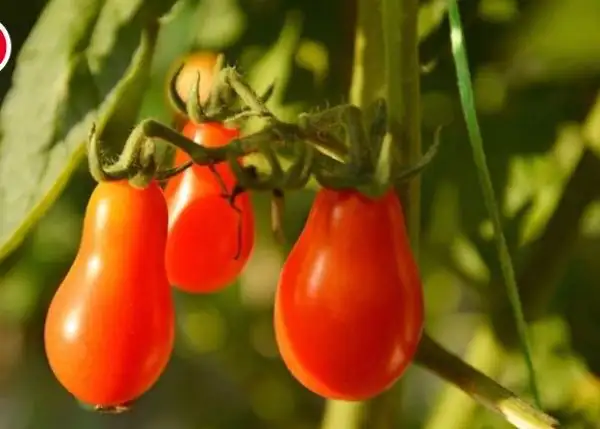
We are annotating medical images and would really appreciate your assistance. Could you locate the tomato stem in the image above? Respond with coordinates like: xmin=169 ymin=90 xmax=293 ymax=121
xmin=129 ymin=139 xmax=158 ymax=189
xmin=415 ymin=334 xmax=558 ymax=429
xmin=97 ymin=63 xmax=439 ymax=193
xmin=166 ymin=60 xmax=266 ymax=124
xmin=166 ymin=62 xmax=189 ymax=116
xmin=206 ymin=53 xmax=227 ymax=113
xmin=186 ymin=72 xmax=208 ymax=124
xmin=321 ymin=400 xmax=366 ymax=429
xmin=394 ymin=126 xmax=442 ymax=184
xmin=86 ymin=123 xmax=111 ymax=183
xmin=154 ymin=160 xmax=194 ymax=181
xmin=84 ymin=22 xmax=160 ymax=182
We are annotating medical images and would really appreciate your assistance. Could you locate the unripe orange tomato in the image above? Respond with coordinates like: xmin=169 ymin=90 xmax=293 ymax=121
xmin=44 ymin=180 xmax=175 ymax=408
xmin=274 ymin=189 xmax=424 ymax=400
xmin=168 ymin=51 xmax=219 ymax=111
xmin=164 ymin=121 xmax=255 ymax=292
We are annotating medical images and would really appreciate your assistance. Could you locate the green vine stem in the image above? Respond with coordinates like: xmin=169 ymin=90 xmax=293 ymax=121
xmin=349 ymin=0 xmax=385 ymax=109
xmin=323 ymin=0 xmax=423 ymax=427
xmin=416 ymin=334 xmax=558 ymax=429
xmin=422 ymin=326 xmax=506 ymax=429
xmin=447 ymin=0 xmax=541 ymax=406
xmin=321 ymin=0 xmax=393 ymax=425
xmin=321 ymin=400 xmax=366 ymax=429
xmin=382 ymin=0 xmax=422 ymax=247
xmin=372 ymin=0 xmax=423 ymax=426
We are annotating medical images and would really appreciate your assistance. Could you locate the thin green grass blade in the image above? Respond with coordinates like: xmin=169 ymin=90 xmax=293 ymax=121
xmin=447 ymin=0 xmax=542 ymax=408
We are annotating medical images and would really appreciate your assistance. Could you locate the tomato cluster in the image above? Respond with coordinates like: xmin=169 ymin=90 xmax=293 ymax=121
xmin=43 ymin=53 xmax=424 ymax=411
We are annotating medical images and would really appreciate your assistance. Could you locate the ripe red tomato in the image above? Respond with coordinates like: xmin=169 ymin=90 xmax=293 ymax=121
xmin=274 ymin=189 xmax=424 ymax=400
xmin=44 ymin=180 xmax=175 ymax=408
xmin=164 ymin=121 xmax=255 ymax=292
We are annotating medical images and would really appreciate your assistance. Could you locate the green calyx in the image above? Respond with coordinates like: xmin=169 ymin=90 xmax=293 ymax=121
xmin=166 ymin=55 xmax=276 ymax=126
xmin=86 ymin=121 xmax=194 ymax=188
xmin=88 ymin=60 xmax=441 ymax=203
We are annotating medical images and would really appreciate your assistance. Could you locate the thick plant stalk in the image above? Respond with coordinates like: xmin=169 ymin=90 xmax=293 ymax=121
xmin=360 ymin=0 xmax=424 ymax=426
xmin=321 ymin=400 xmax=366 ymax=429
xmin=381 ymin=0 xmax=422 ymax=247
xmin=349 ymin=0 xmax=385 ymax=108
xmin=321 ymin=0 xmax=398 ymax=422
xmin=376 ymin=0 xmax=423 ymax=426
xmin=320 ymin=0 xmax=388 ymax=427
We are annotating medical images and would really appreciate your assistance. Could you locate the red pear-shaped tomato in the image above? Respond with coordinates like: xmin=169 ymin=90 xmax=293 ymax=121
xmin=44 ymin=180 xmax=175 ymax=408
xmin=164 ymin=121 xmax=255 ymax=293
xmin=274 ymin=189 xmax=424 ymax=400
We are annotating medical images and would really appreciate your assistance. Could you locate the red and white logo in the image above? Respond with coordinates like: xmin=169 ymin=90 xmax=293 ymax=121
xmin=0 ymin=23 xmax=12 ymax=72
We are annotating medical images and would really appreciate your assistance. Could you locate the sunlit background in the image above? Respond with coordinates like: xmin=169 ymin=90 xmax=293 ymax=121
xmin=1 ymin=0 xmax=600 ymax=427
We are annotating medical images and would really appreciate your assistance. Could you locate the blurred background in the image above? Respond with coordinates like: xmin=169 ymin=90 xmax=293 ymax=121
xmin=1 ymin=0 xmax=600 ymax=427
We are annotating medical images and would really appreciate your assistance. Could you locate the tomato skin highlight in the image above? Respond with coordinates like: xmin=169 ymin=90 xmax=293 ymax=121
xmin=44 ymin=181 xmax=175 ymax=407
xmin=164 ymin=122 xmax=255 ymax=293
xmin=274 ymin=189 xmax=424 ymax=400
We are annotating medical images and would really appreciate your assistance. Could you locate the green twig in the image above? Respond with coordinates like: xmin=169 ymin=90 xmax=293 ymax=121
xmin=416 ymin=334 xmax=558 ymax=429
xmin=422 ymin=326 xmax=505 ymax=429
xmin=447 ymin=1 xmax=541 ymax=407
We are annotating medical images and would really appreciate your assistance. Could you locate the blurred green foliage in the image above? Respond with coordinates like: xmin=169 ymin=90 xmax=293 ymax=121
xmin=0 ymin=0 xmax=600 ymax=428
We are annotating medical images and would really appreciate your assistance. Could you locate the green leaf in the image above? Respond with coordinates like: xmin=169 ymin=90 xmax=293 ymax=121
xmin=447 ymin=0 xmax=542 ymax=408
xmin=192 ymin=0 xmax=246 ymax=48
xmin=0 ymin=0 xmax=178 ymax=262
xmin=245 ymin=10 xmax=304 ymax=122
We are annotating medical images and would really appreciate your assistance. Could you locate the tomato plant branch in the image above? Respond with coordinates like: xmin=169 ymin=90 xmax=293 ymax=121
xmin=415 ymin=334 xmax=558 ymax=429
xmin=422 ymin=326 xmax=506 ymax=429
xmin=89 ymin=89 xmax=443 ymax=196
